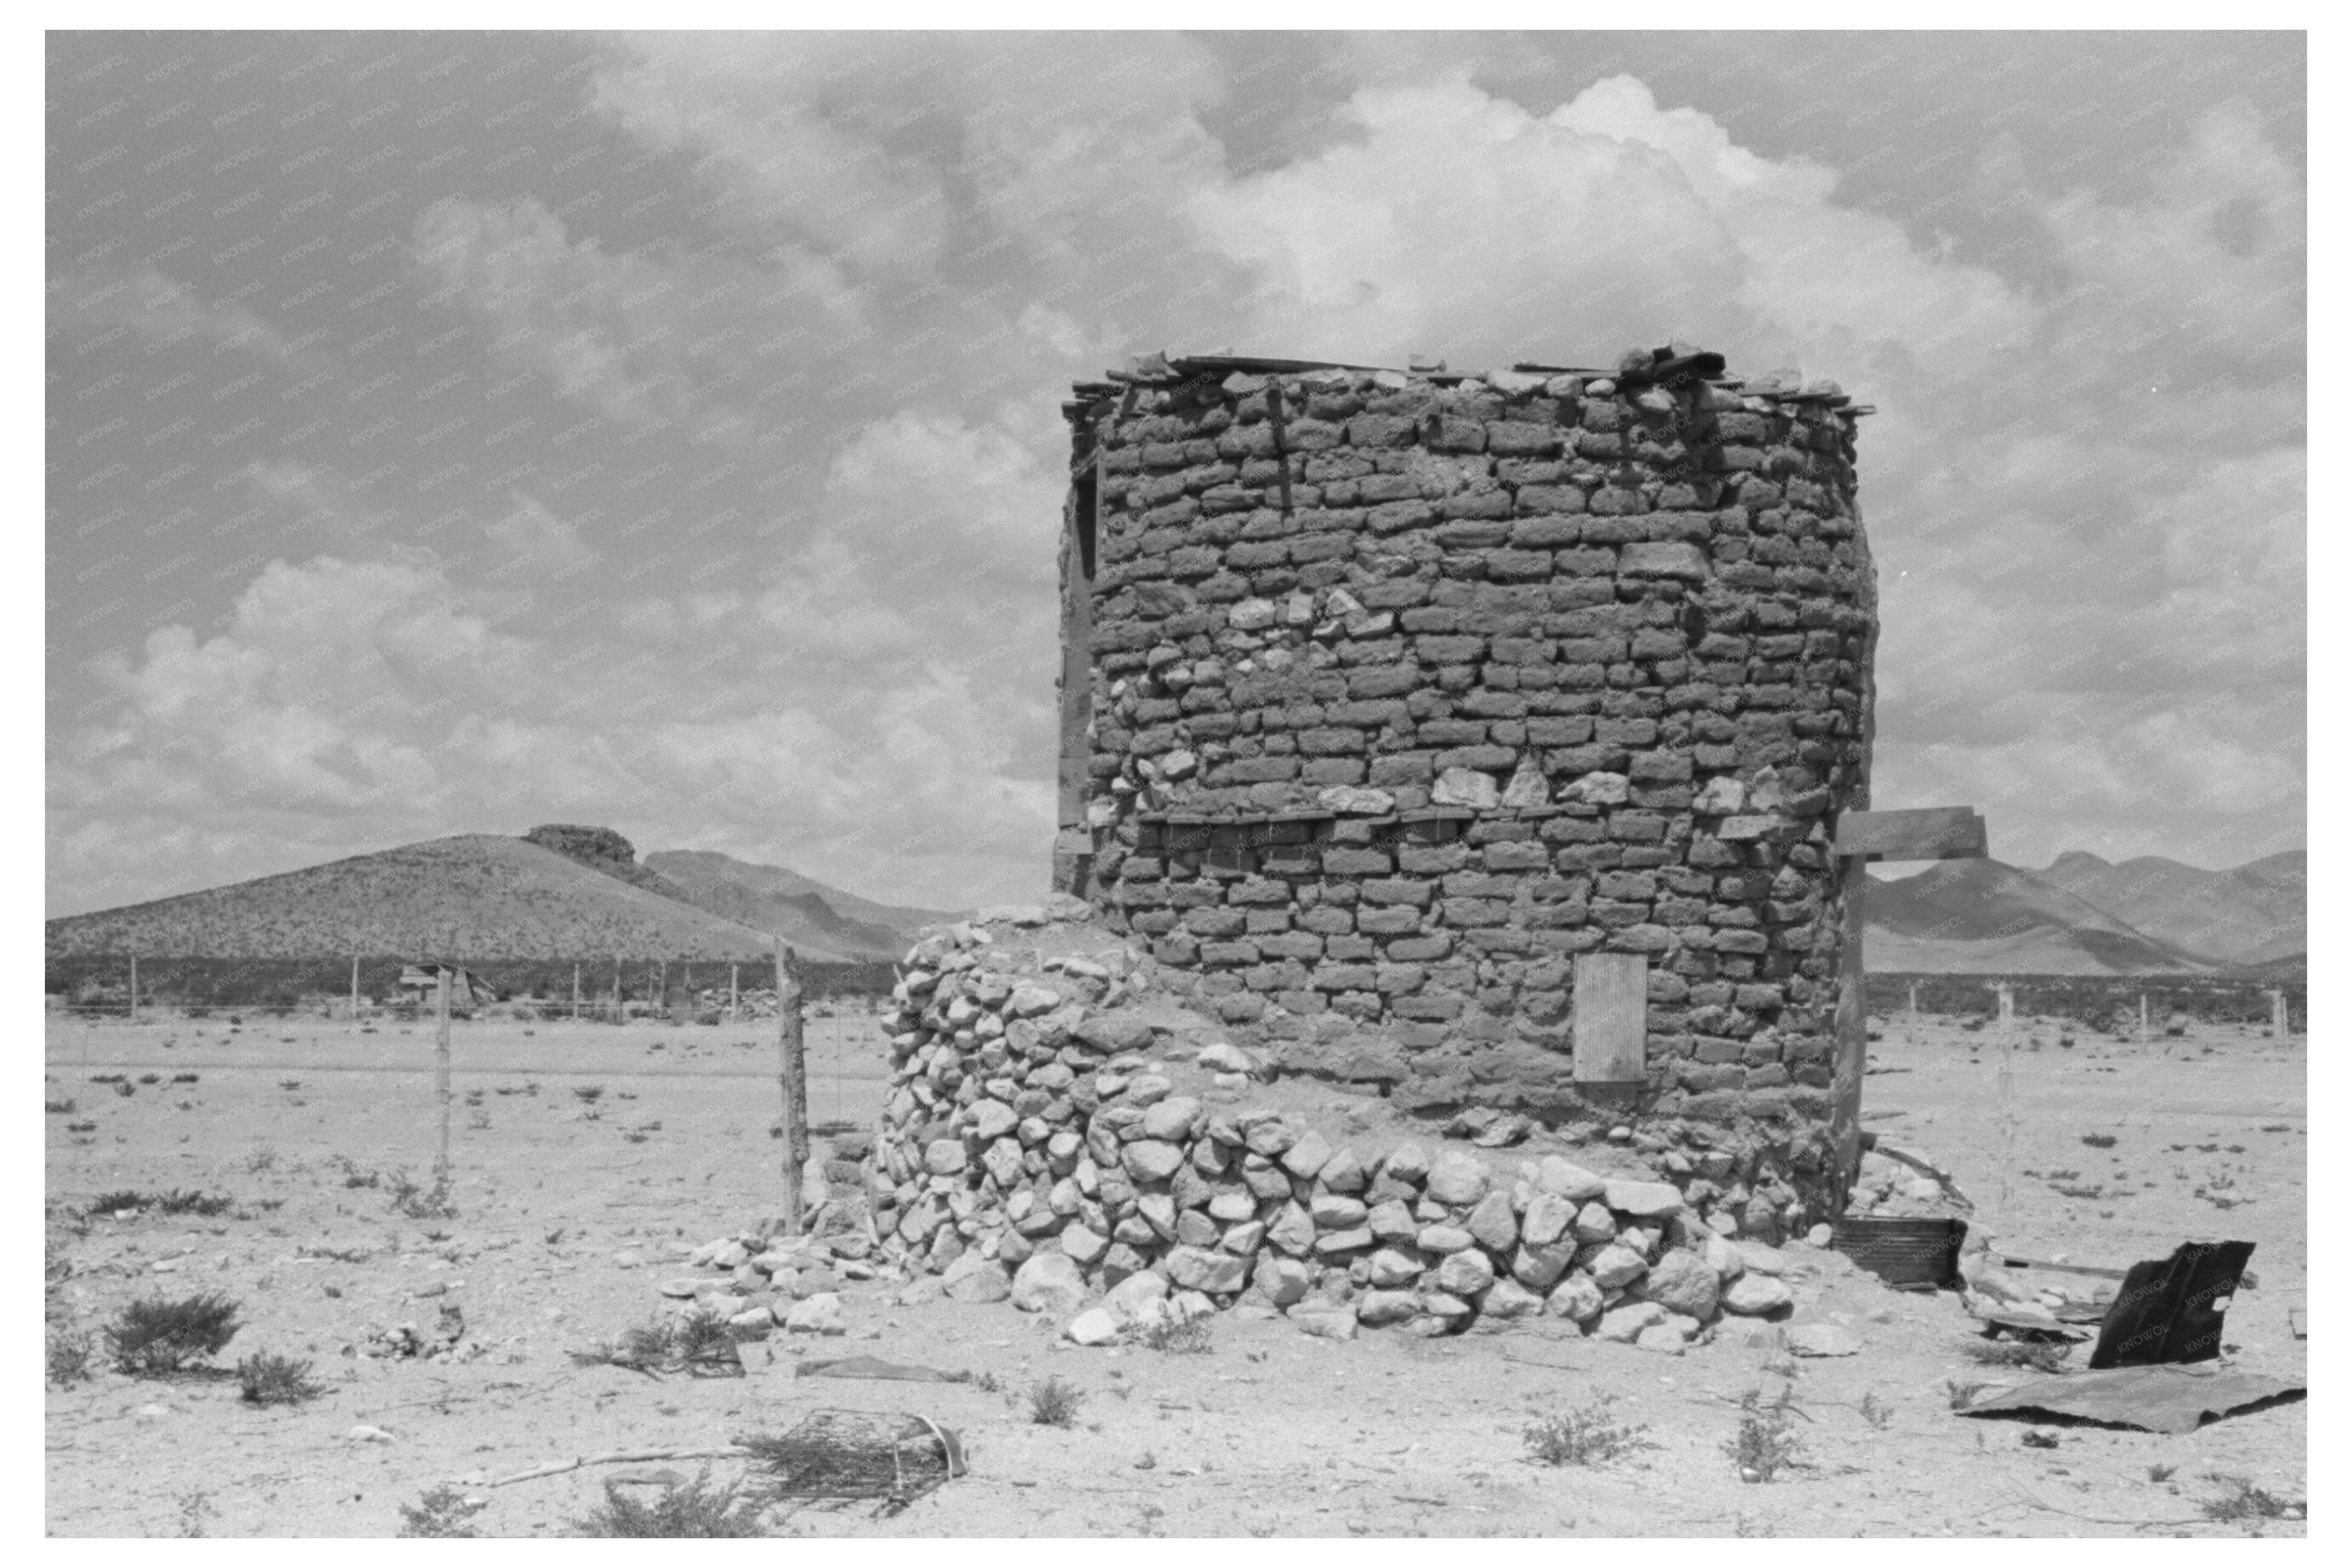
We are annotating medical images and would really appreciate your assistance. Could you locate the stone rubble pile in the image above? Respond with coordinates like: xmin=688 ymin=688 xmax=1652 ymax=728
xmin=853 ymin=919 xmax=1804 ymax=1345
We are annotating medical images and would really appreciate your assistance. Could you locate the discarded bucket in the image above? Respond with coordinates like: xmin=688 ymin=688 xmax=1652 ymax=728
xmin=1831 ymin=1216 xmax=1968 ymax=1289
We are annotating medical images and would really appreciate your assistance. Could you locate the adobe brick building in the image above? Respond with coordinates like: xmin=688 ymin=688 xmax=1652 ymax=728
xmin=1052 ymin=347 xmax=1877 ymax=1207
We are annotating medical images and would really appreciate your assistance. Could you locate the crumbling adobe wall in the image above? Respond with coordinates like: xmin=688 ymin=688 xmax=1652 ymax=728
xmin=1059 ymin=349 xmax=1874 ymax=1181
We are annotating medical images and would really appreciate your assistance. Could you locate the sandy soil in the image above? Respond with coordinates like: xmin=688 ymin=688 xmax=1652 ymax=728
xmin=44 ymin=1006 xmax=2305 ymax=1538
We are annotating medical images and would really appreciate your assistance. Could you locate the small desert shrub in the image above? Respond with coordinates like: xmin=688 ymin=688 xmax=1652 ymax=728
xmin=47 ymin=1328 xmax=94 ymax=1385
xmin=114 ymin=1081 xmax=135 ymax=1097
xmin=237 ymin=1352 xmax=326 ymax=1405
xmin=107 ymin=1292 xmax=242 ymax=1375
xmin=2080 ymin=1133 xmax=2118 ymax=1148
xmin=384 ymin=1168 xmax=455 ymax=1219
xmin=573 ymin=1085 xmax=605 ymax=1104
xmin=570 ymin=1474 xmax=766 ymax=1537
xmin=1028 ymin=1375 xmax=1083 ymax=1428
xmin=171 ymin=1072 xmax=199 ymax=1084
xmin=1857 ymin=1391 xmax=1895 ymax=1430
xmin=88 ymin=1190 xmax=149 ymax=1217
xmin=1963 ymin=1337 xmax=2073 ymax=1374
xmin=88 ymin=1074 xmax=124 ymax=1084
xmin=137 ymin=1073 xmax=160 ymax=1085
xmin=399 ymin=1485 xmax=489 ymax=1538
xmin=1725 ymin=1385 xmax=1804 ymax=1483
xmin=45 ymin=1097 xmax=76 ymax=1115
xmin=2200 ymin=1476 xmax=2303 ymax=1522
xmin=245 ymin=1145 xmax=278 ymax=1173
xmin=1131 ymin=1313 xmax=1213 ymax=1354
xmin=1524 ymin=1396 xmax=1656 ymax=1467
xmin=154 ymin=1189 xmax=234 ymax=1218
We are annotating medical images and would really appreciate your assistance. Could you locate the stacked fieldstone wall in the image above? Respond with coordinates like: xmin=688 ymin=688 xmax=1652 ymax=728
xmin=863 ymin=919 xmax=1800 ymax=1343
xmin=1063 ymin=349 xmax=1873 ymax=1144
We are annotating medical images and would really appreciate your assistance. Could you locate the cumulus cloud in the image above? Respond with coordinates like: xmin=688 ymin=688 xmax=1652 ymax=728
xmin=46 ymin=39 xmax=2303 ymax=914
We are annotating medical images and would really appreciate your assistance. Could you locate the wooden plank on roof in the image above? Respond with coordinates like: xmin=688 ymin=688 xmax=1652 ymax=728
xmin=1572 ymin=953 xmax=1648 ymax=1083
xmin=1835 ymin=807 xmax=1987 ymax=861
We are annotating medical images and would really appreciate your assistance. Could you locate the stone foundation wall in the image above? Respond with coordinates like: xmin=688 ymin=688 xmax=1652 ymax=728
xmin=1061 ymin=348 xmax=1873 ymax=1143
xmin=867 ymin=919 xmax=1804 ymax=1343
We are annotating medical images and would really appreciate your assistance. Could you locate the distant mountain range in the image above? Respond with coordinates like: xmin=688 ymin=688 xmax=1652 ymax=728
xmin=44 ymin=826 xmax=963 ymax=964
xmin=44 ymin=824 xmax=2299 ymax=979
xmin=1864 ymin=850 xmax=2305 ymax=976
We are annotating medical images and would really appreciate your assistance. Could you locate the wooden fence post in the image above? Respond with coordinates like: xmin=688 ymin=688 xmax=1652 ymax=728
xmin=730 ymin=963 xmax=740 ymax=1023
xmin=350 ymin=955 xmax=361 ymax=1024
xmin=128 ymin=955 xmax=138 ymax=1025
xmin=1994 ymin=981 xmax=2017 ymax=1211
xmin=775 ymin=939 xmax=808 ymax=1238
xmin=435 ymin=967 xmax=453 ymax=1185
xmin=572 ymin=963 xmax=581 ymax=1021
xmin=2269 ymin=987 xmax=2287 ymax=1040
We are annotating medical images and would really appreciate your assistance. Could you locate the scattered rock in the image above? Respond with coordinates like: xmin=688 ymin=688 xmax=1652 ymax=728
xmin=1721 ymin=1275 xmax=1795 ymax=1316
xmin=942 ymin=1253 xmax=1011 ymax=1304
xmin=785 ymin=1294 xmax=846 ymax=1335
xmin=1355 ymin=1289 xmax=1419 ymax=1327
xmin=1382 ymin=1142 xmax=1432 ymax=1183
xmin=1064 ymin=1307 xmax=1121 ymax=1346
xmin=1587 ymin=1243 xmax=1649 ymax=1290
xmin=1425 ymin=1150 xmax=1490 ymax=1205
xmin=1011 ymin=1252 xmax=1088 ymax=1317
xmin=1165 ymin=1246 xmax=1249 ymax=1295
xmin=1785 ymin=1323 xmax=1859 ymax=1357
xmin=1466 ymin=1191 xmax=1519 ymax=1251
xmin=1634 ymin=1251 xmax=1720 ymax=1320
xmin=1195 ymin=1043 xmax=1257 ymax=1076
xmin=1634 ymin=1321 xmax=1691 ymax=1355
xmin=1547 ymin=1273 xmax=1604 ymax=1324
xmin=346 ymin=1425 xmax=397 ymax=1444
xmin=1060 ymin=1224 xmax=1110 ymax=1266
xmin=1290 ymin=1307 xmax=1358 ymax=1341
xmin=1253 ymin=1254 xmax=1312 ymax=1307
xmin=1536 ymin=1157 xmax=1608 ymax=1203
xmin=1603 ymin=1178 xmax=1683 ymax=1219
xmin=1481 ymin=1278 xmax=1544 ymax=1320
xmin=1596 ymin=1301 xmax=1668 ymax=1343
xmin=1434 ymin=1249 xmax=1495 ymax=1296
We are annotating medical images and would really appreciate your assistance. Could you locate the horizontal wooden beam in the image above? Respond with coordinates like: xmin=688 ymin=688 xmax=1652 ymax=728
xmin=1836 ymin=806 xmax=1988 ymax=862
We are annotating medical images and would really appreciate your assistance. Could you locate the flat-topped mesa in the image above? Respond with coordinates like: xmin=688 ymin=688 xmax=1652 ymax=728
xmin=1049 ymin=346 xmax=1877 ymax=1208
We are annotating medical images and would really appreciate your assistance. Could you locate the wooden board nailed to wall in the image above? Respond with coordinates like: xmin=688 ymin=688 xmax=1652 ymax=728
xmin=1573 ymin=952 xmax=1648 ymax=1083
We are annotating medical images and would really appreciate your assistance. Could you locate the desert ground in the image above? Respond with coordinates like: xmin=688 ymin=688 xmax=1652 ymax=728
xmin=44 ymin=1000 xmax=2305 ymax=1538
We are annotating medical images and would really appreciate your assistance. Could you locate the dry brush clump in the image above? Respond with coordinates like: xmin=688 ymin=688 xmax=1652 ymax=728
xmin=236 ymin=1352 xmax=326 ymax=1405
xmin=1524 ymin=1396 xmax=1657 ymax=1467
xmin=1725 ymin=1385 xmax=1805 ymax=1483
xmin=1026 ymin=1375 xmax=1083 ymax=1428
xmin=568 ymin=1473 xmax=768 ymax=1538
xmin=398 ymin=1485 xmax=489 ymax=1538
xmin=106 ymin=1292 xmax=242 ymax=1376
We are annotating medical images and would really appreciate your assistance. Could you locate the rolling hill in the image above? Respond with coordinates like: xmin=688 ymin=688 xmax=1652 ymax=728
xmin=644 ymin=849 xmax=963 ymax=963
xmin=2036 ymin=849 xmax=2305 ymax=966
xmin=1861 ymin=857 xmax=2214 ymax=975
xmin=43 ymin=834 xmax=840 ymax=962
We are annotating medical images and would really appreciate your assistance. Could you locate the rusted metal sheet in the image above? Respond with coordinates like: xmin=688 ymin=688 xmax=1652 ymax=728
xmin=2089 ymin=1240 xmax=2255 ymax=1369
xmin=1572 ymin=952 xmax=1648 ymax=1083
xmin=1834 ymin=806 xmax=1988 ymax=861
xmin=1957 ymin=1365 xmax=2302 ymax=1434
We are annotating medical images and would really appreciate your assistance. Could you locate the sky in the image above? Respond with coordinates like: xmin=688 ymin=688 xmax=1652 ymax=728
xmin=44 ymin=30 xmax=2306 ymax=918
